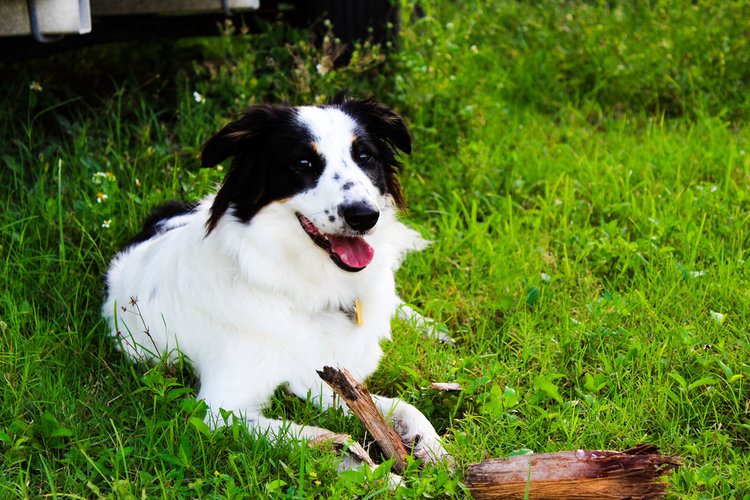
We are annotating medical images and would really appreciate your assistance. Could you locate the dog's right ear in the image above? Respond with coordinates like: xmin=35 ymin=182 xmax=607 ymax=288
xmin=200 ymin=105 xmax=284 ymax=169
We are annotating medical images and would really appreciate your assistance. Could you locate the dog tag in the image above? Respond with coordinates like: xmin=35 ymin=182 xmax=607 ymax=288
xmin=354 ymin=298 xmax=363 ymax=326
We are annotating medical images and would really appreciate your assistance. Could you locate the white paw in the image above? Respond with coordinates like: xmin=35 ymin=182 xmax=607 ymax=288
xmin=412 ymin=432 xmax=453 ymax=466
xmin=393 ymin=418 xmax=452 ymax=466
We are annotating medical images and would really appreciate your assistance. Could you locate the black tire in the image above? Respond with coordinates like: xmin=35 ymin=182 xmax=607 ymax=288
xmin=292 ymin=0 xmax=399 ymax=48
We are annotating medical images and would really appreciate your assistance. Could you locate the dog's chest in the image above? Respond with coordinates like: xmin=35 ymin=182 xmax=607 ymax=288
xmin=248 ymin=286 xmax=396 ymax=370
xmin=286 ymin=289 xmax=395 ymax=342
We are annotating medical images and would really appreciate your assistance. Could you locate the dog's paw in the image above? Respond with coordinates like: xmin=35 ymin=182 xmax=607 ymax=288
xmin=431 ymin=323 xmax=456 ymax=345
xmin=412 ymin=433 xmax=453 ymax=467
xmin=393 ymin=417 xmax=452 ymax=467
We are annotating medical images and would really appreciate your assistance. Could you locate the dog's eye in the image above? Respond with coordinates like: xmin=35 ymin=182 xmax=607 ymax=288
xmin=358 ymin=151 xmax=374 ymax=163
xmin=295 ymin=159 xmax=313 ymax=169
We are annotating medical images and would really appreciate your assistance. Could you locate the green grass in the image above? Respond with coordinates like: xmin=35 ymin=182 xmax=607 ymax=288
xmin=1 ymin=1 xmax=749 ymax=497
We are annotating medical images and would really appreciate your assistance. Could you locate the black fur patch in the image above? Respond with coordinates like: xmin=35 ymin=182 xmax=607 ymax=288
xmin=201 ymin=105 xmax=323 ymax=233
xmin=125 ymin=200 xmax=197 ymax=249
xmin=334 ymin=97 xmax=411 ymax=209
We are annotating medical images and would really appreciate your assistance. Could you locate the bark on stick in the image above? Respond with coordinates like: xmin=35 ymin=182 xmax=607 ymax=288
xmin=317 ymin=366 xmax=409 ymax=474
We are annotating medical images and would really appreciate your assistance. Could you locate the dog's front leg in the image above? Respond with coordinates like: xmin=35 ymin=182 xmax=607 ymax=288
xmin=396 ymin=301 xmax=455 ymax=344
xmin=198 ymin=378 xmax=335 ymax=444
xmin=205 ymin=406 xmax=334 ymax=443
xmin=248 ymin=413 xmax=335 ymax=443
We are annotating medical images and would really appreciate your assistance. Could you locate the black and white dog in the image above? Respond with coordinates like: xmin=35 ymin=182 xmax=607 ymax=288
xmin=102 ymin=96 xmax=449 ymax=463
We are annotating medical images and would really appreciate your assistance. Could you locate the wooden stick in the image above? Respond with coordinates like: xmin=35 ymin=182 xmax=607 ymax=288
xmin=309 ymin=432 xmax=376 ymax=468
xmin=466 ymin=444 xmax=679 ymax=499
xmin=317 ymin=366 xmax=410 ymax=474
xmin=429 ymin=382 xmax=463 ymax=391
xmin=309 ymin=432 xmax=405 ymax=489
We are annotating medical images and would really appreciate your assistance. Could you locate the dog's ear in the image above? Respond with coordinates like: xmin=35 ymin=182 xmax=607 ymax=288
xmin=341 ymin=98 xmax=411 ymax=210
xmin=201 ymin=106 xmax=280 ymax=169
xmin=340 ymin=98 xmax=412 ymax=155
xmin=328 ymin=89 xmax=350 ymax=106
xmin=202 ymin=105 xmax=294 ymax=233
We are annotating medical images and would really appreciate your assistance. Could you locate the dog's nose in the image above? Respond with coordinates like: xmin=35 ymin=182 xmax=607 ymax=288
xmin=341 ymin=202 xmax=380 ymax=232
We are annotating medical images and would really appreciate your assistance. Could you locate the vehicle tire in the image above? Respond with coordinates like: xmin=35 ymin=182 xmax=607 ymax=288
xmin=297 ymin=0 xmax=399 ymax=47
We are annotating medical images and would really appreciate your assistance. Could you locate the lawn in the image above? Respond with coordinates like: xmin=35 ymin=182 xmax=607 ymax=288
xmin=1 ymin=1 xmax=749 ymax=497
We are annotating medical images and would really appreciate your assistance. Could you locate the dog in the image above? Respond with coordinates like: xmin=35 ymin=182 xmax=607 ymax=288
xmin=102 ymin=95 xmax=449 ymax=464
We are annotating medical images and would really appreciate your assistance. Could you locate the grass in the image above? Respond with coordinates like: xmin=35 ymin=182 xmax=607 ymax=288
xmin=1 ymin=0 xmax=749 ymax=497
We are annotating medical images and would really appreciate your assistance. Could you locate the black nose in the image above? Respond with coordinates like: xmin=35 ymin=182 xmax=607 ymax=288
xmin=341 ymin=202 xmax=380 ymax=232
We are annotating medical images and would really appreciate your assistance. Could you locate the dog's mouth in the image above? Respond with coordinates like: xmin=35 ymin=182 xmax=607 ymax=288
xmin=296 ymin=213 xmax=374 ymax=272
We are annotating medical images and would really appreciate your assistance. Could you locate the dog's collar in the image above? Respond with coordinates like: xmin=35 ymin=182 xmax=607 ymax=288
xmin=339 ymin=298 xmax=364 ymax=326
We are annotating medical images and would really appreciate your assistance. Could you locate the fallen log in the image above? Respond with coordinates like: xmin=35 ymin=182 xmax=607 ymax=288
xmin=317 ymin=366 xmax=410 ymax=474
xmin=466 ymin=444 xmax=679 ymax=499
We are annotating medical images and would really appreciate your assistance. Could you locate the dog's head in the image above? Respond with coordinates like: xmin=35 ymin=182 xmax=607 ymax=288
xmin=200 ymin=96 xmax=411 ymax=272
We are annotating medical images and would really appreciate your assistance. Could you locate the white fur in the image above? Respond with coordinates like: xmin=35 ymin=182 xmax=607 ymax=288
xmin=102 ymin=105 xmax=449 ymax=464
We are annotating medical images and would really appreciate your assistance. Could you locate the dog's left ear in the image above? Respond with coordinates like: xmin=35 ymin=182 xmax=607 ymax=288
xmin=340 ymin=98 xmax=412 ymax=156
xmin=200 ymin=105 xmax=286 ymax=169
xmin=201 ymin=105 xmax=293 ymax=233
xmin=201 ymin=113 xmax=257 ymax=169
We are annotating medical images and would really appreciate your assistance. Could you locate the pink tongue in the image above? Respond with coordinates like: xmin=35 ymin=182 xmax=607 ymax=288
xmin=328 ymin=235 xmax=374 ymax=269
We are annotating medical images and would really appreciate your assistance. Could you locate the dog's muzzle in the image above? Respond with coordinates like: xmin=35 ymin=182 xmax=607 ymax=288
xmin=296 ymin=213 xmax=375 ymax=272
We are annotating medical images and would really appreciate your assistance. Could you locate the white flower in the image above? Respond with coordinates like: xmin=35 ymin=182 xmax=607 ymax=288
xmin=96 ymin=192 xmax=108 ymax=203
xmin=193 ymin=91 xmax=205 ymax=104
xmin=101 ymin=219 xmax=111 ymax=228
xmin=541 ymin=272 xmax=551 ymax=283
xmin=29 ymin=81 xmax=43 ymax=92
xmin=316 ymin=63 xmax=328 ymax=75
xmin=710 ymin=311 xmax=726 ymax=325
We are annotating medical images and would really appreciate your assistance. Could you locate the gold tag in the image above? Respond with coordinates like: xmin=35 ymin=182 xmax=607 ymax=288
xmin=354 ymin=298 xmax=363 ymax=326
